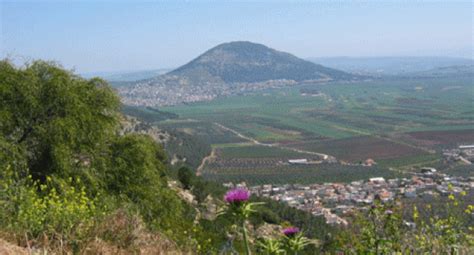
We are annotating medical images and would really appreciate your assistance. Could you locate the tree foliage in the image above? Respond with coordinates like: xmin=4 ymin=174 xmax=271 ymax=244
xmin=178 ymin=166 xmax=193 ymax=190
xmin=0 ymin=60 xmax=120 ymax=184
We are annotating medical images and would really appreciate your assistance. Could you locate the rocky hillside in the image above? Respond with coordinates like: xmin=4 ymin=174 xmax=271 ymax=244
xmin=119 ymin=42 xmax=358 ymax=106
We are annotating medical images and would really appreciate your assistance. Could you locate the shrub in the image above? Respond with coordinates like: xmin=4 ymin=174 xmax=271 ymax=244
xmin=0 ymin=166 xmax=104 ymax=253
xmin=333 ymin=195 xmax=474 ymax=254
xmin=409 ymin=189 xmax=474 ymax=253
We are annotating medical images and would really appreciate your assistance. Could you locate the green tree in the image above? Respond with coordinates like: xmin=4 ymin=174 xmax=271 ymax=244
xmin=0 ymin=60 xmax=119 ymax=186
xmin=104 ymin=133 xmax=184 ymax=229
xmin=178 ymin=166 xmax=193 ymax=190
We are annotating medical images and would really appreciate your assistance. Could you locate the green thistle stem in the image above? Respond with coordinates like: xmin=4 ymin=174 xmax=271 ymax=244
xmin=242 ymin=219 xmax=251 ymax=255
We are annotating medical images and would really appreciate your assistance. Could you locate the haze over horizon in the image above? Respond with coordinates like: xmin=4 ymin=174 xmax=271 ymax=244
xmin=1 ymin=1 xmax=472 ymax=73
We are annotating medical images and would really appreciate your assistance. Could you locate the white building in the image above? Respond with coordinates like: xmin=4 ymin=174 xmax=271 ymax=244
xmin=288 ymin=159 xmax=308 ymax=164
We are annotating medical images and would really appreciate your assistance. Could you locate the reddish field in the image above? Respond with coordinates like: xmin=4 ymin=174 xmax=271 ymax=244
xmin=404 ymin=129 xmax=474 ymax=147
xmin=286 ymin=136 xmax=427 ymax=163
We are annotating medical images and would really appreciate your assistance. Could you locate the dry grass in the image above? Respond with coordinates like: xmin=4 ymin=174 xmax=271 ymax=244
xmin=0 ymin=210 xmax=183 ymax=255
xmin=84 ymin=209 xmax=181 ymax=254
xmin=0 ymin=238 xmax=28 ymax=255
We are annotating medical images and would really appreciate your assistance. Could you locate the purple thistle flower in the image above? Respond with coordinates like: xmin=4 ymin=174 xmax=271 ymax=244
xmin=224 ymin=188 xmax=250 ymax=204
xmin=385 ymin=210 xmax=393 ymax=215
xmin=282 ymin=227 xmax=300 ymax=237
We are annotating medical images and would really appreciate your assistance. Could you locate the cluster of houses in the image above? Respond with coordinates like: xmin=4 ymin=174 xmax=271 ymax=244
xmin=225 ymin=169 xmax=474 ymax=226
xmin=443 ymin=145 xmax=474 ymax=165
xmin=119 ymin=78 xmax=222 ymax=106
xmin=120 ymin=75 xmax=299 ymax=106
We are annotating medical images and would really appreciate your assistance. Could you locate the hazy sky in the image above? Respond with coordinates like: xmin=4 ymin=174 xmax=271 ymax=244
xmin=1 ymin=0 xmax=472 ymax=73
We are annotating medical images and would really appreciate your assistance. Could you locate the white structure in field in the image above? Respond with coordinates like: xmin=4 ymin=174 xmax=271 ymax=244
xmin=288 ymin=159 xmax=308 ymax=164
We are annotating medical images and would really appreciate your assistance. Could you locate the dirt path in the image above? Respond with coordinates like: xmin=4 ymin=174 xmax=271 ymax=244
xmin=214 ymin=123 xmax=273 ymax=146
xmin=196 ymin=123 xmax=337 ymax=173
xmin=213 ymin=122 xmax=331 ymax=159
xmin=196 ymin=147 xmax=216 ymax=176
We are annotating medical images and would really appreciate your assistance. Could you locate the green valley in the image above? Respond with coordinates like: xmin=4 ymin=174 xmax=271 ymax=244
xmin=148 ymin=77 xmax=474 ymax=184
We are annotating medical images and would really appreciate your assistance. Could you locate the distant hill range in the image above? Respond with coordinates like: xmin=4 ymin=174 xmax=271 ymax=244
xmin=82 ymin=68 xmax=172 ymax=83
xmin=401 ymin=64 xmax=474 ymax=78
xmin=309 ymin=56 xmax=474 ymax=76
xmin=120 ymin=41 xmax=359 ymax=106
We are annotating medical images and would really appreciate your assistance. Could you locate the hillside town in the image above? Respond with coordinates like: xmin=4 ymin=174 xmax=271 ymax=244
xmin=224 ymin=169 xmax=474 ymax=226
xmin=119 ymin=75 xmax=301 ymax=106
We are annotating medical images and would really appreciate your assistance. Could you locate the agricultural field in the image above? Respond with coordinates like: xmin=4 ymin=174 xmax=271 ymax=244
xmin=201 ymin=163 xmax=401 ymax=185
xmin=154 ymin=77 xmax=474 ymax=184
xmin=215 ymin=145 xmax=312 ymax=159
xmin=158 ymin=119 xmax=246 ymax=144
xmin=398 ymin=129 xmax=474 ymax=149
xmin=201 ymin=144 xmax=402 ymax=185
xmin=285 ymin=136 xmax=431 ymax=163
xmin=162 ymin=77 xmax=473 ymax=141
